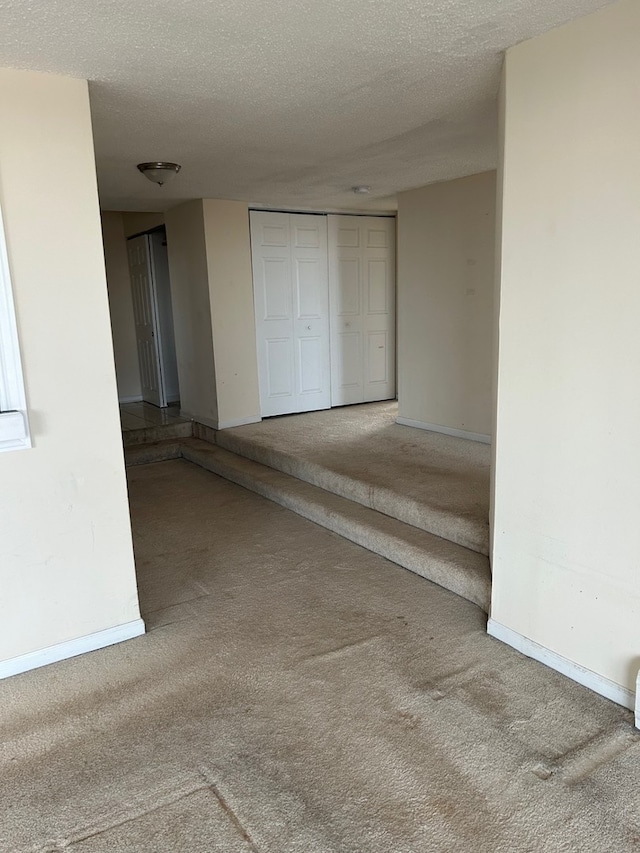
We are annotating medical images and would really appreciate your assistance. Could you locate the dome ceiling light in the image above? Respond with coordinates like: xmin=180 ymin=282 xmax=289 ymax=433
xmin=137 ymin=162 xmax=181 ymax=186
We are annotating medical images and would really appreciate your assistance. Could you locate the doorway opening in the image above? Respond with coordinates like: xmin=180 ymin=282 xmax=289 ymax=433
xmin=127 ymin=227 xmax=180 ymax=410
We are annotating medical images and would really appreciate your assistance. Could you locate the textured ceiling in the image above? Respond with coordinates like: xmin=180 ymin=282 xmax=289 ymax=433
xmin=0 ymin=0 xmax=615 ymax=212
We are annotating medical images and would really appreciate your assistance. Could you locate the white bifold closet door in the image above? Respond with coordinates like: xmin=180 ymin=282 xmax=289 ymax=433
xmin=251 ymin=211 xmax=331 ymax=417
xmin=328 ymin=215 xmax=396 ymax=405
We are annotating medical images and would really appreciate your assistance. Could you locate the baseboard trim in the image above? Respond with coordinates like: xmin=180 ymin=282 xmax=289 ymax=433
xmin=0 ymin=618 xmax=146 ymax=681
xmin=119 ymin=395 xmax=143 ymax=404
xmin=487 ymin=618 xmax=635 ymax=711
xmin=395 ymin=416 xmax=491 ymax=444
xmin=217 ymin=415 xmax=262 ymax=430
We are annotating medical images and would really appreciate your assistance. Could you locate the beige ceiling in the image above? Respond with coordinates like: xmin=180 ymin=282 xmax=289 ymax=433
xmin=0 ymin=0 xmax=614 ymax=212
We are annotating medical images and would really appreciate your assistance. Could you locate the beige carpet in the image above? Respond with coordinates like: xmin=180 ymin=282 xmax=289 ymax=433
xmin=213 ymin=402 xmax=491 ymax=555
xmin=177 ymin=438 xmax=492 ymax=611
xmin=1 ymin=459 xmax=639 ymax=852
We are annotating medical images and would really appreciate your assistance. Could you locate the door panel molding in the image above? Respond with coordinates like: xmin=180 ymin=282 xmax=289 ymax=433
xmin=251 ymin=211 xmax=331 ymax=417
xmin=329 ymin=215 xmax=396 ymax=405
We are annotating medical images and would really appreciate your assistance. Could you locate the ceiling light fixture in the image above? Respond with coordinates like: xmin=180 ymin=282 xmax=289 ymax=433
xmin=352 ymin=185 xmax=371 ymax=195
xmin=137 ymin=162 xmax=181 ymax=186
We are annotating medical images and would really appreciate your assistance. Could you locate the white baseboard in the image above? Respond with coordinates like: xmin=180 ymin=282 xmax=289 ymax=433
xmin=119 ymin=395 xmax=143 ymax=404
xmin=217 ymin=415 xmax=262 ymax=430
xmin=488 ymin=618 xmax=635 ymax=712
xmin=0 ymin=618 xmax=146 ymax=681
xmin=396 ymin=416 xmax=491 ymax=444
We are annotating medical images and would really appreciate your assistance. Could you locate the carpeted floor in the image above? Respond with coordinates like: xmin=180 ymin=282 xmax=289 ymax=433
xmin=213 ymin=402 xmax=491 ymax=555
xmin=1 ymin=459 xmax=639 ymax=852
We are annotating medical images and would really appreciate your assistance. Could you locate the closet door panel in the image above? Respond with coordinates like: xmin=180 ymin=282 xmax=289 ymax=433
xmin=329 ymin=215 xmax=395 ymax=406
xmin=362 ymin=221 xmax=395 ymax=402
xmin=290 ymin=214 xmax=331 ymax=412
xmin=252 ymin=211 xmax=331 ymax=416
xmin=251 ymin=211 xmax=297 ymax=416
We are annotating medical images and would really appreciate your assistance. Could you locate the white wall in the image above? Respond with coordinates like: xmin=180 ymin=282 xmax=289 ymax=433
xmin=165 ymin=200 xmax=218 ymax=427
xmin=101 ymin=211 xmax=142 ymax=401
xmin=164 ymin=198 xmax=260 ymax=430
xmin=491 ymin=0 xmax=640 ymax=697
xmin=0 ymin=68 xmax=141 ymax=666
xmin=121 ymin=211 xmax=165 ymax=239
xmin=202 ymin=199 xmax=260 ymax=428
xmin=397 ymin=172 xmax=496 ymax=439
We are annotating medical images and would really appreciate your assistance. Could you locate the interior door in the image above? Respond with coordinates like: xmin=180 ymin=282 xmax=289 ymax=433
xmin=127 ymin=234 xmax=165 ymax=407
xmin=251 ymin=211 xmax=331 ymax=417
xmin=328 ymin=215 xmax=396 ymax=406
xmin=148 ymin=231 xmax=180 ymax=404
xmin=291 ymin=214 xmax=331 ymax=413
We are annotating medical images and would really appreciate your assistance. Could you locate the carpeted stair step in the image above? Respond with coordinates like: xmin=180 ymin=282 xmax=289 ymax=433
xmin=125 ymin=439 xmax=184 ymax=466
xmin=129 ymin=437 xmax=490 ymax=611
xmin=208 ymin=426 xmax=489 ymax=556
xmin=123 ymin=421 xmax=193 ymax=448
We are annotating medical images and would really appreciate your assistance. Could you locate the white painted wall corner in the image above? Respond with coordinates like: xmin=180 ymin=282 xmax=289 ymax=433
xmin=181 ymin=410 xmax=215 ymax=430
xmin=217 ymin=414 xmax=262 ymax=430
xmin=0 ymin=619 xmax=145 ymax=681
xmin=488 ymin=618 xmax=635 ymax=713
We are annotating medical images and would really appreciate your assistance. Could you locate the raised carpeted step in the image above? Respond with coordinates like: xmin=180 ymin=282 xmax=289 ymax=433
xmin=123 ymin=421 xmax=193 ymax=448
xmin=125 ymin=440 xmax=183 ymax=466
xmin=209 ymin=419 xmax=489 ymax=556
xmin=130 ymin=437 xmax=490 ymax=612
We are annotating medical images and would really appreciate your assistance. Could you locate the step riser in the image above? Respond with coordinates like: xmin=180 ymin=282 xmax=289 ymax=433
xmin=125 ymin=442 xmax=183 ymax=466
xmin=179 ymin=442 xmax=491 ymax=612
xmin=124 ymin=422 xmax=193 ymax=448
xmin=213 ymin=432 xmax=488 ymax=556
xmin=125 ymin=438 xmax=491 ymax=613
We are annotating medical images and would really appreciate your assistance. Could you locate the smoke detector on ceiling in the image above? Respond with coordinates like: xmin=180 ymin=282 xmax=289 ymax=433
xmin=137 ymin=162 xmax=181 ymax=186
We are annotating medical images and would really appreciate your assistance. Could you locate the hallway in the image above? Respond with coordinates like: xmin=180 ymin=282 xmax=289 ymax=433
xmin=2 ymin=459 xmax=638 ymax=852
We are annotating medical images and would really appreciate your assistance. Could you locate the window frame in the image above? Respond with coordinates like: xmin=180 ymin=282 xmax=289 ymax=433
xmin=0 ymin=200 xmax=31 ymax=452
